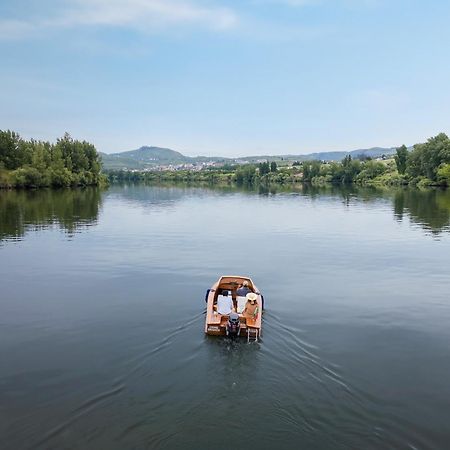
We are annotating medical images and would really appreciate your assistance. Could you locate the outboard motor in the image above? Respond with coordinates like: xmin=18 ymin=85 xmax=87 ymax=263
xmin=226 ymin=312 xmax=241 ymax=337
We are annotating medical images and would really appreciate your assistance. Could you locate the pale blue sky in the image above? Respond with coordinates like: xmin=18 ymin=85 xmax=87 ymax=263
xmin=1 ymin=0 xmax=449 ymax=156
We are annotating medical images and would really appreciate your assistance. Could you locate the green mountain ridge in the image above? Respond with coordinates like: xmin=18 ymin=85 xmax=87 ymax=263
xmin=116 ymin=146 xmax=185 ymax=162
xmin=100 ymin=145 xmax=397 ymax=170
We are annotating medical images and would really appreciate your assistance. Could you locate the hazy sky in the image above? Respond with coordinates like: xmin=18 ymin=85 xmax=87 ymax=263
xmin=1 ymin=0 xmax=449 ymax=156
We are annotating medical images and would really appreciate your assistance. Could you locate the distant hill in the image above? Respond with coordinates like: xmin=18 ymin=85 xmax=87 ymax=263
xmin=100 ymin=146 xmax=187 ymax=169
xmin=100 ymin=145 xmax=397 ymax=170
xmin=302 ymin=146 xmax=396 ymax=162
xmin=239 ymin=147 xmax=396 ymax=163
xmin=100 ymin=146 xmax=230 ymax=169
xmin=117 ymin=146 xmax=186 ymax=163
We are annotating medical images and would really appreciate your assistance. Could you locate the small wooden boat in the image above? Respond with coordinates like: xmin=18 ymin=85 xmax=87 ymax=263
xmin=204 ymin=275 xmax=264 ymax=342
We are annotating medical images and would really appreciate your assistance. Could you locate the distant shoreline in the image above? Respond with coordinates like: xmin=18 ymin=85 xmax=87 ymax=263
xmin=103 ymin=133 xmax=450 ymax=189
xmin=2 ymin=130 xmax=449 ymax=190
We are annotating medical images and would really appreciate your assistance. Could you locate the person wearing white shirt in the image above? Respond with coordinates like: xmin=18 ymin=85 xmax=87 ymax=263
xmin=216 ymin=290 xmax=234 ymax=315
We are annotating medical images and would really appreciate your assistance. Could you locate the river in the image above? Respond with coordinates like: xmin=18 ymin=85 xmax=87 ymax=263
xmin=1 ymin=184 xmax=450 ymax=449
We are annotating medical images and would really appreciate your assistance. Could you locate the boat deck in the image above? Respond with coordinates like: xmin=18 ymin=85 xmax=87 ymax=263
xmin=205 ymin=275 xmax=262 ymax=340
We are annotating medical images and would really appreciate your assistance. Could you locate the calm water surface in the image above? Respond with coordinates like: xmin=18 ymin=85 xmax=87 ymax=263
xmin=1 ymin=184 xmax=450 ymax=450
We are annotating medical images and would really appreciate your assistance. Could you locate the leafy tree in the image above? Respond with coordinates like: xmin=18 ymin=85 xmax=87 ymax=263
xmin=339 ymin=155 xmax=361 ymax=183
xmin=31 ymin=142 xmax=48 ymax=172
xmin=311 ymin=160 xmax=321 ymax=178
xmin=407 ymin=133 xmax=450 ymax=181
xmin=235 ymin=165 xmax=256 ymax=185
xmin=342 ymin=155 xmax=352 ymax=167
xmin=50 ymin=168 xmax=73 ymax=187
xmin=0 ymin=129 xmax=104 ymax=188
xmin=355 ymin=160 xmax=386 ymax=181
xmin=0 ymin=130 xmax=22 ymax=170
xmin=259 ymin=162 xmax=270 ymax=175
xmin=302 ymin=160 xmax=321 ymax=181
xmin=437 ymin=163 xmax=450 ymax=186
xmin=12 ymin=167 xmax=47 ymax=188
xmin=270 ymin=161 xmax=278 ymax=172
xmin=394 ymin=145 xmax=408 ymax=174
xmin=302 ymin=162 xmax=310 ymax=181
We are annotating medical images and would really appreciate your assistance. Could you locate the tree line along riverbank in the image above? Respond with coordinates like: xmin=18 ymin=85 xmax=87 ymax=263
xmin=107 ymin=133 xmax=450 ymax=188
xmin=2 ymin=130 xmax=449 ymax=189
xmin=0 ymin=130 xmax=107 ymax=189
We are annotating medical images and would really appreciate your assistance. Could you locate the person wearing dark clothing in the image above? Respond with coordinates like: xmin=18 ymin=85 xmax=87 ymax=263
xmin=236 ymin=280 xmax=252 ymax=297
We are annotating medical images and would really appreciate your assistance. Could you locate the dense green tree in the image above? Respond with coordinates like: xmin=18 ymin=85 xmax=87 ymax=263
xmin=0 ymin=130 xmax=22 ymax=170
xmin=437 ymin=163 xmax=450 ymax=186
xmin=270 ymin=161 xmax=278 ymax=172
xmin=302 ymin=160 xmax=321 ymax=181
xmin=340 ymin=155 xmax=361 ymax=183
xmin=12 ymin=167 xmax=47 ymax=188
xmin=355 ymin=160 xmax=386 ymax=182
xmin=235 ymin=164 xmax=256 ymax=185
xmin=407 ymin=133 xmax=450 ymax=181
xmin=0 ymin=129 xmax=104 ymax=189
xmin=342 ymin=155 xmax=352 ymax=167
xmin=259 ymin=162 xmax=270 ymax=175
xmin=302 ymin=162 xmax=310 ymax=181
xmin=394 ymin=145 xmax=408 ymax=174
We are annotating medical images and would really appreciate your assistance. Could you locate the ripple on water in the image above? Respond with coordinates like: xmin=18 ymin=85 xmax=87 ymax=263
xmin=2 ymin=185 xmax=450 ymax=450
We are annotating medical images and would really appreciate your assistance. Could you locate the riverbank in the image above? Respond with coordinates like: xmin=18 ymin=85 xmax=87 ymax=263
xmin=0 ymin=168 xmax=108 ymax=189
xmin=105 ymin=133 xmax=450 ymax=189
xmin=105 ymin=166 xmax=449 ymax=189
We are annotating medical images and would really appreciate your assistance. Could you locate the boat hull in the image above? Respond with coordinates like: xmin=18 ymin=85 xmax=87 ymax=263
xmin=204 ymin=275 xmax=262 ymax=341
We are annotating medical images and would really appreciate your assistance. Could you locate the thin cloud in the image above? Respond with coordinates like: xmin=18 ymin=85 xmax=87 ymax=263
xmin=0 ymin=19 xmax=37 ymax=40
xmin=249 ymin=0 xmax=318 ymax=6
xmin=0 ymin=0 xmax=239 ymax=40
xmin=252 ymin=0 xmax=380 ymax=7
xmin=272 ymin=0 xmax=318 ymax=5
xmin=69 ymin=0 xmax=238 ymax=30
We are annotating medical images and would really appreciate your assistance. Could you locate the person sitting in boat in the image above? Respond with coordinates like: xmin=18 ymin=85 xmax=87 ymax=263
xmin=216 ymin=290 xmax=234 ymax=315
xmin=243 ymin=292 xmax=258 ymax=320
xmin=236 ymin=280 xmax=252 ymax=297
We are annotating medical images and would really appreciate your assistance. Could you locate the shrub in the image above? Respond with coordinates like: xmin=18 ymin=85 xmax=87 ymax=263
xmin=50 ymin=168 xmax=73 ymax=187
xmin=416 ymin=177 xmax=434 ymax=189
xmin=437 ymin=163 xmax=450 ymax=186
xmin=12 ymin=167 xmax=48 ymax=188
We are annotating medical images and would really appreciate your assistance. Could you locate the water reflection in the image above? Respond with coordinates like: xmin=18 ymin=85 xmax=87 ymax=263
xmin=108 ymin=183 xmax=186 ymax=206
xmin=109 ymin=182 xmax=450 ymax=235
xmin=0 ymin=188 xmax=102 ymax=241
xmin=1 ymin=184 xmax=450 ymax=242
xmin=393 ymin=188 xmax=450 ymax=234
xmin=1 ymin=183 xmax=450 ymax=450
